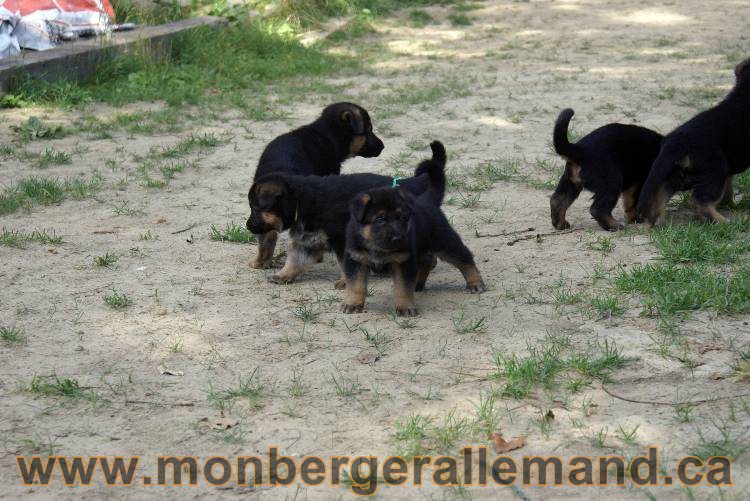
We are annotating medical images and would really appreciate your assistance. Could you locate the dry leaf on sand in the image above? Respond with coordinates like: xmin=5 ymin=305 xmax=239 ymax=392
xmin=492 ymin=433 xmax=526 ymax=454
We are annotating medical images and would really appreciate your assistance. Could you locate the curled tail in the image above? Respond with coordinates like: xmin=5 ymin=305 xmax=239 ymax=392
xmin=414 ymin=140 xmax=447 ymax=205
xmin=553 ymin=108 xmax=584 ymax=165
xmin=635 ymin=138 xmax=688 ymax=217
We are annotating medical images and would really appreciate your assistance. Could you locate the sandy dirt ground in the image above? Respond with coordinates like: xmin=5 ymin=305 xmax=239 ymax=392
xmin=2 ymin=0 xmax=750 ymax=498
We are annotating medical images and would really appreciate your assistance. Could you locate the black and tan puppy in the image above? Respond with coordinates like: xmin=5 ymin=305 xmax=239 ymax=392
xmin=550 ymin=109 xmax=663 ymax=231
xmin=246 ymin=142 xmax=446 ymax=287
xmin=248 ymin=102 xmax=384 ymax=269
xmin=342 ymin=142 xmax=485 ymax=317
xmin=637 ymin=58 xmax=750 ymax=226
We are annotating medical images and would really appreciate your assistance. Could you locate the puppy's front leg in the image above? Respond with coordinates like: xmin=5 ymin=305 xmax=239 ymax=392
xmin=341 ymin=255 xmax=369 ymax=313
xmin=392 ymin=260 xmax=418 ymax=317
xmin=251 ymin=231 xmax=278 ymax=269
xmin=334 ymin=251 xmax=347 ymax=290
xmin=270 ymin=241 xmax=310 ymax=284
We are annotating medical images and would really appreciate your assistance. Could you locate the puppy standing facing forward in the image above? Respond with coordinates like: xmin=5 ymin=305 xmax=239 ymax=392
xmin=246 ymin=142 xmax=447 ymax=287
xmin=342 ymin=142 xmax=485 ymax=317
xmin=248 ymin=102 xmax=384 ymax=269
xmin=550 ymin=109 xmax=663 ymax=231
xmin=637 ymin=58 xmax=750 ymax=226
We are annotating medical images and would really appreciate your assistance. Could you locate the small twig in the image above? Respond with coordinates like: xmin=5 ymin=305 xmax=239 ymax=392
xmin=601 ymin=384 xmax=750 ymax=406
xmin=171 ymin=223 xmax=197 ymax=235
xmin=125 ymin=399 xmax=194 ymax=407
xmin=507 ymin=228 xmax=583 ymax=246
xmin=475 ymin=227 xmax=535 ymax=239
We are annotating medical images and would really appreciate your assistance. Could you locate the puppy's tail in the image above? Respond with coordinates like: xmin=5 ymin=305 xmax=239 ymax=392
xmin=553 ymin=108 xmax=584 ymax=165
xmin=635 ymin=137 xmax=686 ymax=217
xmin=414 ymin=140 xmax=447 ymax=205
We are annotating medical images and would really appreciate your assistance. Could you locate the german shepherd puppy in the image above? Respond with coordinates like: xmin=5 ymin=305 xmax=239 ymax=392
xmin=637 ymin=58 xmax=750 ymax=226
xmin=248 ymin=102 xmax=384 ymax=269
xmin=246 ymin=142 xmax=446 ymax=287
xmin=550 ymin=109 xmax=663 ymax=231
xmin=342 ymin=142 xmax=485 ymax=317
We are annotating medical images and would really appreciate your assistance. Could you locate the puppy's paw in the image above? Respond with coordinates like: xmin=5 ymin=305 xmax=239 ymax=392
xmin=341 ymin=303 xmax=364 ymax=314
xmin=466 ymin=281 xmax=486 ymax=293
xmin=395 ymin=305 xmax=418 ymax=317
xmin=269 ymin=274 xmax=295 ymax=284
xmin=607 ymin=223 xmax=625 ymax=232
xmin=415 ymin=282 xmax=426 ymax=292
xmin=554 ymin=221 xmax=571 ymax=231
xmin=334 ymin=278 xmax=347 ymax=290
xmin=250 ymin=259 xmax=272 ymax=269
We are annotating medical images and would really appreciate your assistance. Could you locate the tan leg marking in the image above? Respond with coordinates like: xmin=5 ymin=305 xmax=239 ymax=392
xmin=334 ymin=256 xmax=347 ymax=290
xmin=719 ymin=177 xmax=735 ymax=209
xmin=645 ymin=185 xmax=670 ymax=228
xmin=457 ymin=262 xmax=486 ymax=293
xmin=251 ymin=231 xmax=278 ymax=269
xmin=621 ymin=185 xmax=639 ymax=223
xmin=415 ymin=255 xmax=437 ymax=291
xmin=689 ymin=199 xmax=729 ymax=223
xmin=392 ymin=263 xmax=417 ymax=317
xmin=342 ymin=265 xmax=368 ymax=313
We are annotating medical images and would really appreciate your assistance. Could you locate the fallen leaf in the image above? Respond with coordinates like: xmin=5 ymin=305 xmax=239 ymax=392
xmin=155 ymin=218 xmax=167 ymax=224
xmin=158 ymin=365 xmax=184 ymax=376
xmin=544 ymin=410 xmax=555 ymax=422
xmin=492 ymin=433 xmax=526 ymax=454
xmin=200 ymin=417 xmax=239 ymax=430
xmin=47 ymin=248 xmax=58 ymax=254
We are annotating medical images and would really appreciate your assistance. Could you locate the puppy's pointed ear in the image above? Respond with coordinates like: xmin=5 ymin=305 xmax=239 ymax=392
xmin=250 ymin=180 xmax=286 ymax=210
xmin=351 ymin=193 xmax=371 ymax=223
xmin=341 ymin=108 xmax=365 ymax=135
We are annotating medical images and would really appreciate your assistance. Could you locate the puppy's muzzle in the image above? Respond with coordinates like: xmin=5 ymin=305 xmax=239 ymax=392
xmin=360 ymin=134 xmax=385 ymax=158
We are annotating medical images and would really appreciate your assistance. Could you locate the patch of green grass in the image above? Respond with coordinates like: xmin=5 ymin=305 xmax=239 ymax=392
xmin=691 ymin=419 xmax=748 ymax=461
xmin=448 ymin=13 xmax=472 ymax=26
xmin=209 ymin=222 xmax=256 ymax=243
xmin=1 ymin=325 xmax=26 ymax=344
xmin=451 ymin=311 xmax=487 ymax=334
xmin=34 ymin=148 xmax=72 ymax=168
xmin=103 ymin=290 xmax=133 ymax=309
xmin=23 ymin=374 xmax=103 ymax=406
xmin=0 ymin=228 xmax=62 ymax=247
xmin=6 ymin=20 xmax=351 ymax=108
xmin=616 ymin=264 xmax=750 ymax=316
xmin=586 ymin=293 xmax=626 ymax=319
xmin=492 ymin=336 xmax=629 ymax=399
xmin=650 ymin=220 xmax=750 ymax=265
xmin=408 ymin=9 xmax=434 ymax=27
xmin=94 ymin=252 xmax=119 ymax=267
xmin=208 ymin=368 xmax=270 ymax=411
xmin=153 ymin=133 xmax=227 ymax=159
xmin=10 ymin=117 xmax=68 ymax=140
xmin=326 ymin=12 xmax=376 ymax=42
xmin=0 ymin=174 xmax=102 ymax=216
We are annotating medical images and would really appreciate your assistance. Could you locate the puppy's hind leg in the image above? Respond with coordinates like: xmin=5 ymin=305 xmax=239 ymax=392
xmin=415 ymin=253 xmax=437 ymax=292
xmin=719 ymin=176 xmax=736 ymax=209
xmin=251 ymin=231 xmax=278 ymax=269
xmin=550 ymin=162 xmax=583 ymax=230
xmin=434 ymin=224 xmax=486 ymax=293
xmin=590 ymin=189 xmax=623 ymax=231
xmin=688 ymin=152 xmax=730 ymax=223
xmin=690 ymin=178 xmax=729 ymax=223
xmin=621 ymin=184 xmax=641 ymax=224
